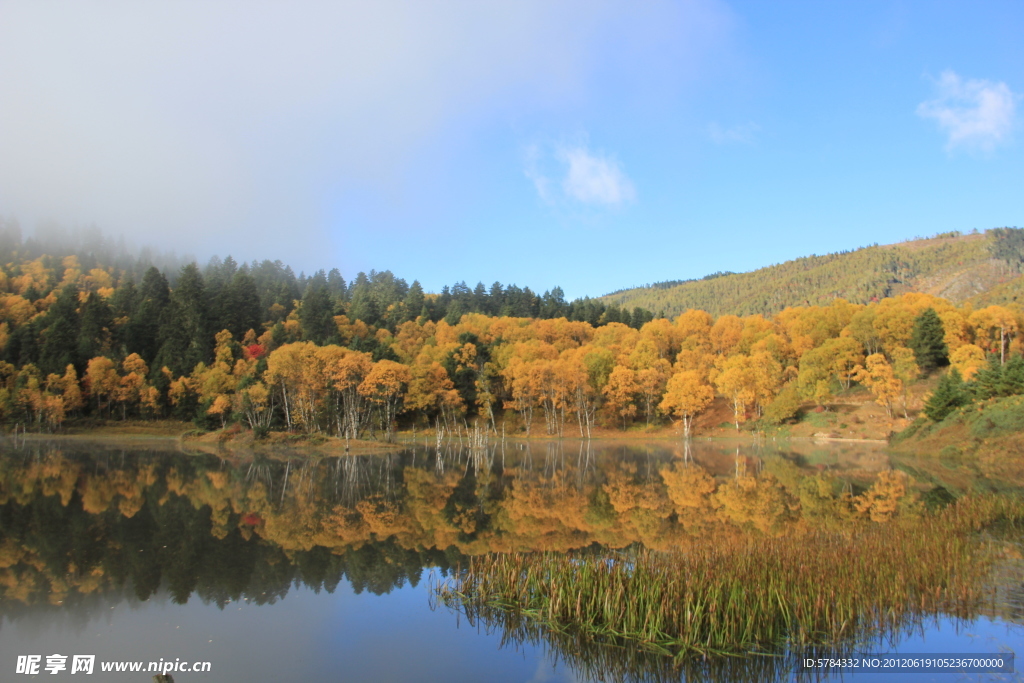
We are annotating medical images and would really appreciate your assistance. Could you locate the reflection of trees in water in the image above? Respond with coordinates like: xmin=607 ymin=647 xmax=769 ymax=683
xmin=0 ymin=441 xmax=601 ymax=624
xmin=0 ymin=439 xmax=656 ymax=618
xmin=244 ymin=451 xmax=401 ymax=509
xmin=0 ymin=443 xmax=469 ymax=626
xmin=0 ymin=439 xmax=997 ymax=622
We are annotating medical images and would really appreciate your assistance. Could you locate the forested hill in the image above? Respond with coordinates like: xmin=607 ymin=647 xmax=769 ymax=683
xmin=602 ymin=228 xmax=1024 ymax=318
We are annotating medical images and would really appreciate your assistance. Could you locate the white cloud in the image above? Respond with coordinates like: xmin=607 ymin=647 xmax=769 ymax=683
xmin=558 ymin=145 xmax=635 ymax=206
xmin=916 ymin=71 xmax=1017 ymax=151
xmin=525 ymin=140 xmax=635 ymax=207
xmin=708 ymin=121 xmax=759 ymax=144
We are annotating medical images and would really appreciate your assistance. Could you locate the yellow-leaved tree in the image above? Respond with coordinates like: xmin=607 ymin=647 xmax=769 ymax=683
xmin=602 ymin=366 xmax=638 ymax=430
xmin=853 ymin=353 xmax=902 ymax=418
xmin=85 ymin=356 xmax=120 ymax=417
xmin=949 ymin=343 xmax=986 ymax=381
xmin=628 ymin=340 xmax=671 ymax=428
xmin=714 ymin=354 xmax=756 ymax=430
xmin=659 ymin=370 xmax=714 ymax=438
xmin=358 ymin=359 xmax=412 ymax=442
xmin=116 ymin=353 xmax=149 ymax=420
xmin=970 ymin=305 xmax=1019 ymax=364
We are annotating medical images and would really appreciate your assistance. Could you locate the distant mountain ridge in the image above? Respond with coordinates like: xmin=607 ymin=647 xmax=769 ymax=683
xmin=601 ymin=228 xmax=1024 ymax=318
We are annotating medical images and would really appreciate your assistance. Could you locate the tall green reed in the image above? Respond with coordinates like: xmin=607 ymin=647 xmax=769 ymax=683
xmin=436 ymin=496 xmax=1024 ymax=659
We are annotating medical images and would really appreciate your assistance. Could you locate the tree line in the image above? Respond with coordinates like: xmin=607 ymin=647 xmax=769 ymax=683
xmin=0 ymin=236 xmax=1020 ymax=437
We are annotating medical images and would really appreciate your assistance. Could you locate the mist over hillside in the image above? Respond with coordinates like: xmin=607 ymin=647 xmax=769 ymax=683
xmin=4 ymin=219 xmax=1022 ymax=334
xmin=0 ymin=218 xmax=191 ymax=283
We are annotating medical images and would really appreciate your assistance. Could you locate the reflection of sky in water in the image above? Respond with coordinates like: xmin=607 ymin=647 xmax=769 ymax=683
xmin=1 ymin=575 xmax=581 ymax=682
xmin=2 ymin=576 xmax=1021 ymax=682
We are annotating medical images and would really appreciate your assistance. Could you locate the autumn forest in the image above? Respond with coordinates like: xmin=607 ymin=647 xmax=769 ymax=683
xmin=0 ymin=221 xmax=1022 ymax=441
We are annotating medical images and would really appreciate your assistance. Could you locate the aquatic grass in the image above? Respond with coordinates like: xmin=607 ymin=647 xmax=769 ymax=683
xmin=437 ymin=495 xmax=1024 ymax=659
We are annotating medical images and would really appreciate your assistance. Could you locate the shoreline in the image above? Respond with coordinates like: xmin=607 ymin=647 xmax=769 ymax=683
xmin=0 ymin=421 xmax=892 ymax=455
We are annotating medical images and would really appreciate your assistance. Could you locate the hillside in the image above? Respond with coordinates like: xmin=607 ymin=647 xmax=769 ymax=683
xmin=967 ymin=272 xmax=1024 ymax=309
xmin=602 ymin=228 xmax=1024 ymax=318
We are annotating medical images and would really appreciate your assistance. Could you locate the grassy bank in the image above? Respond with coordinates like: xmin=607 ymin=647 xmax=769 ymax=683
xmin=890 ymin=394 xmax=1024 ymax=460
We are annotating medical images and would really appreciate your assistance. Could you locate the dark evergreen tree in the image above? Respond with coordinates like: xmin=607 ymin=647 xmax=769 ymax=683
xmin=567 ymin=297 xmax=605 ymax=326
xmin=249 ymin=259 xmax=300 ymax=318
xmin=969 ymin=355 xmax=1005 ymax=400
xmin=125 ymin=267 xmax=170 ymax=363
xmin=540 ymin=287 xmax=567 ymax=319
xmin=435 ymin=285 xmax=452 ymax=322
xmin=366 ymin=270 xmax=408 ymax=310
xmin=451 ymin=281 xmax=472 ymax=312
xmin=299 ymin=283 xmax=337 ymax=345
xmin=326 ymin=268 xmax=347 ymax=298
xmin=487 ymin=282 xmax=504 ymax=316
xmin=602 ymin=305 xmax=622 ymax=325
xmin=348 ymin=291 xmax=381 ymax=328
xmin=39 ymin=286 xmax=80 ymax=375
xmin=1005 ymin=355 xmax=1024 ymax=395
xmin=444 ymin=300 xmax=465 ymax=326
xmin=630 ymin=307 xmax=655 ymax=329
xmin=924 ymin=368 xmax=968 ymax=421
xmin=5 ymin=320 xmax=41 ymax=367
xmin=77 ymin=292 xmax=113 ymax=364
xmin=202 ymin=255 xmax=238 ymax=309
xmin=521 ymin=287 xmax=541 ymax=317
xmin=403 ymin=281 xmax=425 ymax=322
xmin=472 ymin=282 xmax=488 ymax=314
xmin=109 ymin=276 xmax=138 ymax=354
xmin=347 ymin=271 xmax=385 ymax=327
xmin=909 ymin=308 xmax=948 ymax=373
xmin=154 ymin=263 xmax=210 ymax=376
xmin=218 ymin=269 xmax=262 ymax=339
xmin=969 ymin=353 xmax=1024 ymax=399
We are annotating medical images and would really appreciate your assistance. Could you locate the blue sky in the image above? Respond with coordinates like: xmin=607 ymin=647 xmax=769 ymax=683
xmin=0 ymin=1 xmax=1021 ymax=299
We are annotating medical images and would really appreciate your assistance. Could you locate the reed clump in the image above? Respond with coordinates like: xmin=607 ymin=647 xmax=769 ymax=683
xmin=437 ymin=495 xmax=1024 ymax=658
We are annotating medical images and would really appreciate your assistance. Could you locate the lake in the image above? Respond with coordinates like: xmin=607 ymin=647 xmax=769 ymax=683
xmin=1 ymin=437 xmax=1021 ymax=682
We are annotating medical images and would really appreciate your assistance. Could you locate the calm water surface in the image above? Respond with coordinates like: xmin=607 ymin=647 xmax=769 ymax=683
xmin=1 ymin=438 xmax=1021 ymax=682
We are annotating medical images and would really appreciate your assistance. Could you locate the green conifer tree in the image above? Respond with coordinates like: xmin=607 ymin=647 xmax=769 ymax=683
xmin=126 ymin=266 xmax=170 ymax=363
xmin=969 ymin=355 xmax=1004 ymax=400
xmin=155 ymin=263 xmax=210 ymax=376
xmin=219 ymin=269 xmax=263 ymax=338
xmin=299 ymin=284 xmax=337 ymax=345
xmin=924 ymin=368 xmax=968 ymax=421
xmin=39 ymin=286 xmax=80 ymax=375
xmin=78 ymin=291 xmax=113 ymax=363
xmin=403 ymin=281 xmax=425 ymax=323
xmin=1004 ymin=355 xmax=1024 ymax=395
xmin=909 ymin=308 xmax=948 ymax=373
